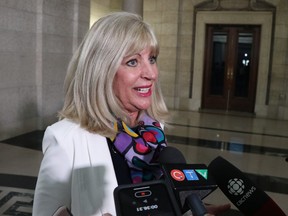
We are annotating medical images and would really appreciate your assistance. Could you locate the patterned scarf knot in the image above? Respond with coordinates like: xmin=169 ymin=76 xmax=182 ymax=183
xmin=110 ymin=113 xmax=167 ymax=183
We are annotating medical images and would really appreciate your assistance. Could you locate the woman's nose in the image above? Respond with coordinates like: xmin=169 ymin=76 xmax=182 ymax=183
xmin=141 ymin=61 xmax=158 ymax=80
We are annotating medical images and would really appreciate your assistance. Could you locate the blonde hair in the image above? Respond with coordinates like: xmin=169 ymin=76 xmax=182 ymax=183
xmin=59 ymin=12 xmax=168 ymax=136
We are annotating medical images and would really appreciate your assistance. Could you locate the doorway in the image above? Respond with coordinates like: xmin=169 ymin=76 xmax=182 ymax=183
xmin=201 ymin=25 xmax=261 ymax=113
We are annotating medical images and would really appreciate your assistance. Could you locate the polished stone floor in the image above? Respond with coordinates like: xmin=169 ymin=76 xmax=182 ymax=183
xmin=0 ymin=110 xmax=287 ymax=215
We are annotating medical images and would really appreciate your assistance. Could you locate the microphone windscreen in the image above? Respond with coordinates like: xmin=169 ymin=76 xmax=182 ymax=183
xmin=208 ymin=156 xmax=286 ymax=216
xmin=159 ymin=146 xmax=186 ymax=164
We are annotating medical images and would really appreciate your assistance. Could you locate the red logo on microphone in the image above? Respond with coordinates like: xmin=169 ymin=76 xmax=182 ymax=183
xmin=170 ymin=169 xmax=185 ymax=181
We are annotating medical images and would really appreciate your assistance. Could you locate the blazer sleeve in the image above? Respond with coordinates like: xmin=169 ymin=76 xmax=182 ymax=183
xmin=33 ymin=126 xmax=73 ymax=216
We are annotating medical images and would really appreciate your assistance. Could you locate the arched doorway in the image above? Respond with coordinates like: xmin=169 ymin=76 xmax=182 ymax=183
xmin=191 ymin=11 xmax=273 ymax=116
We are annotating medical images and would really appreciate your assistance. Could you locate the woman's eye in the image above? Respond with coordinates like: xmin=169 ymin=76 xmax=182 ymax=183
xmin=126 ymin=59 xmax=138 ymax=67
xmin=149 ymin=56 xmax=157 ymax=64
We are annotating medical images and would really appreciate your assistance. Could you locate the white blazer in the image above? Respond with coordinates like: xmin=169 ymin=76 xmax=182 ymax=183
xmin=33 ymin=119 xmax=118 ymax=216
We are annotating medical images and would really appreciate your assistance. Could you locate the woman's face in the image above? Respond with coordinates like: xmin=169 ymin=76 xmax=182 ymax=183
xmin=113 ymin=47 xmax=158 ymax=116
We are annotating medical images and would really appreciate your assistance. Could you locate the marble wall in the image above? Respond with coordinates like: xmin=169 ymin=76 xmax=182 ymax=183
xmin=0 ymin=0 xmax=90 ymax=140
xmin=0 ymin=1 xmax=38 ymax=140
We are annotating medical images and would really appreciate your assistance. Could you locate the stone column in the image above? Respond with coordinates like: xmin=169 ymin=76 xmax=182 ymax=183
xmin=122 ymin=0 xmax=143 ymax=17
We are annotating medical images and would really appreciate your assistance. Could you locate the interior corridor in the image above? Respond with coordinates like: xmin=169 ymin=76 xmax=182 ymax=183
xmin=0 ymin=110 xmax=287 ymax=215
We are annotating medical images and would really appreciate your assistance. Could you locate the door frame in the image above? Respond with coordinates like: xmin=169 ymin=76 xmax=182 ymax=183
xmin=191 ymin=11 xmax=273 ymax=116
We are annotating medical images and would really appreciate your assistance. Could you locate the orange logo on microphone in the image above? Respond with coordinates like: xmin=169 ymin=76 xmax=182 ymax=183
xmin=170 ymin=169 xmax=185 ymax=181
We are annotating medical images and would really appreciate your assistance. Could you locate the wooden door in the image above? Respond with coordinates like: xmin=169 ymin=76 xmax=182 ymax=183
xmin=202 ymin=25 xmax=260 ymax=113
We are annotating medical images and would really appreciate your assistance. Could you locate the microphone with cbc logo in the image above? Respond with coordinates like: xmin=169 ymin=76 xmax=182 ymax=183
xmin=159 ymin=147 xmax=218 ymax=214
xmin=208 ymin=156 xmax=286 ymax=216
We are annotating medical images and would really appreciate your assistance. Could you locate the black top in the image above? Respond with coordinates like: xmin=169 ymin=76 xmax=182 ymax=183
xmin=106 ymin=138 xmax=132 ymax=185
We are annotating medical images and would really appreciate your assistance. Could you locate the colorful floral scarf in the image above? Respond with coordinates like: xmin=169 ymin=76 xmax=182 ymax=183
xmin=110 ymin=113 xmax=167 ymax=183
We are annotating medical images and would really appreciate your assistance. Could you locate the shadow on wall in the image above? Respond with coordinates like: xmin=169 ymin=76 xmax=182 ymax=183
xmin=17 ymin=99 xmax=39 ymax=137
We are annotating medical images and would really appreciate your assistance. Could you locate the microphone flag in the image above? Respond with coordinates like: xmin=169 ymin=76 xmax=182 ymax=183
xmin=161 ymin=163 xmax=217 ymax=213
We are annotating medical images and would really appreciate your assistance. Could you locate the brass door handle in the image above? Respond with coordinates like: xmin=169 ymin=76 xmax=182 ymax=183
xmin=227 ymin=67 xmax=233 ymax=80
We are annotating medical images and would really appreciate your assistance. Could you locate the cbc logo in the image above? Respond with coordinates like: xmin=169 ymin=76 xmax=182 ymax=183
xmin=227 ymin=178 xmax=245 ymax=195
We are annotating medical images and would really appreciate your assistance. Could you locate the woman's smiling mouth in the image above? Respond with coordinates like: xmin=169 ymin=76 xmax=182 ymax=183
xmin=136 ymin=87 xmax=150 ymax=93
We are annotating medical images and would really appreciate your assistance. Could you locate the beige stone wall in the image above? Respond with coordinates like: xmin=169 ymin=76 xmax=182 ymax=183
xmin=144 ymin=0 xmax=288 ymax=119
xmin=143 ymin=0 xmax=196 ymax=110
xmin=90 ymin=0 xmax=122 ymax=27
xmin=0 ymin=0 xmax=90 ymax=140
xmin=268 ymin=0 xmax=288 ymax=119
xmin=144 ymin=0 xmax=181 ymax=109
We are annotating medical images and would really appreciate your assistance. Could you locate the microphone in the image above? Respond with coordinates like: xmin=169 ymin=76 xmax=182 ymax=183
xmin=113 ymin=147 xmax=183 ymax=216
xmin=158 ymin=146 xmax=187 ymax=164
xmin=113 ymin=180 xmax=182 ymax=216
xmin=208 ymin=156 xmax=286 ymax=216
xmin=159 ymin=147 xmax=217 ymax=215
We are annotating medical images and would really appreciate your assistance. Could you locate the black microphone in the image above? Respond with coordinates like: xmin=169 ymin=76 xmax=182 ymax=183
xmin=159 ymin=147 xmax=217 ymax=215
xmin=208 ymin=156 xmax=286 ymax=216
xmin=158 ymin=146 xmax=187 ymax=164
xmin=113 ymin=147 xmax=183 ymax=216
xmin=113 ymin=180 xmax=182 ymax=216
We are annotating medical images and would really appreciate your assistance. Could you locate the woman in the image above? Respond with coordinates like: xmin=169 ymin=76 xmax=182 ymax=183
xmin=33 ymin=12 xmax=229 ymax=216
